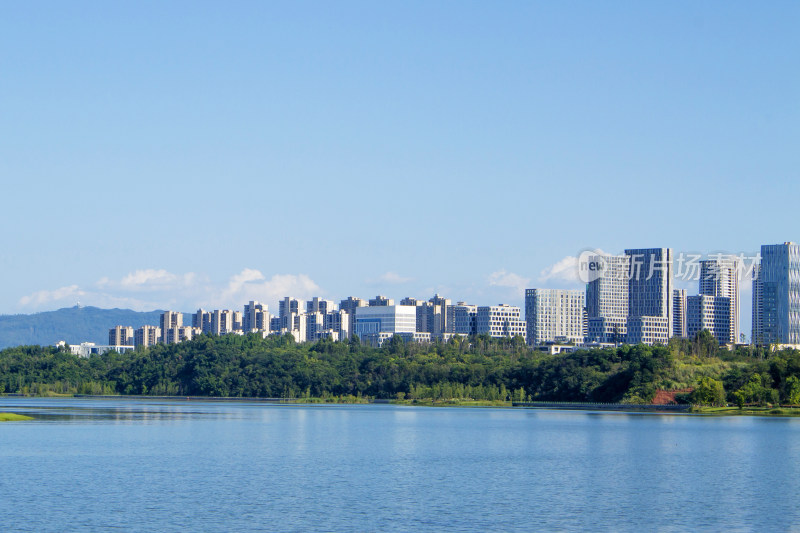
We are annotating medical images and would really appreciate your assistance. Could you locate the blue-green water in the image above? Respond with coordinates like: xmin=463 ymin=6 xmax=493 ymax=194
xmin=1 ymin=398 xmax=798 ymax=532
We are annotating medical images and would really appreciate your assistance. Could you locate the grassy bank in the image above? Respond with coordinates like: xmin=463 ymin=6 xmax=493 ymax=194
xmin=691 ymin=406 xmax=800 ymax=417
xmin=210 ymin=397 xmax=511 ymax=407
xmin=227 ymin=396 xmax=511 ymax=407
xmin=0 ymin=413 xmax=34 ymax=421
xmin=392 ymin=399 xmax=512 ymax=407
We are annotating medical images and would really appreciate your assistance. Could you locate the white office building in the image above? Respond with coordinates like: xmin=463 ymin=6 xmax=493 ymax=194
xmin=64 ymin=342 xmax=135 ymax=357
xmin=525 ymin=289 xmax=585 ymax=346
xmin=354 ymin=305 xmax=417 ymax=339
xmin=476 ymin=305 xmax=526 ymax=339
xmin=625 ymin=316 xmax=670 ymax=345
xmin=585 ymin=254 xmax=630 ymax=344
xmin=360 ymin=331 xmax=432 ymax=348
xmin=686 ymin=295 xmax=731 ymax=344
xmin=698 ymin=257 xmax=739 ymax=344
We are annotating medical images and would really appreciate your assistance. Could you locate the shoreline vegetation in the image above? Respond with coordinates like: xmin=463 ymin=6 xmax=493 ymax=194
xmin=690 ymin=405 xmax=800 ymax=416
xmin=2 ymin=331 xmax=800 ymax=416
xmin=0 ymin=412 xmax=33 ymax=421
xmin=4 ymin=394 xmax=800 ymax=417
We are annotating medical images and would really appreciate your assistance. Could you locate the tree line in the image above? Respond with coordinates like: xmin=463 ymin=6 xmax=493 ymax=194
xmin=1 ymin=332 xmax=799 ymax=406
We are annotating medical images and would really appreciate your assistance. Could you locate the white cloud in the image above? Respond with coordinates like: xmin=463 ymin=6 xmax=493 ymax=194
xmin=17 ymin=269 xmax=322 ymax=313
xmin=538 ymin=250 xmax=610 ymax=286
xmin=220 ymin=268 xmax=266 ymax=297
xmin=209 ymin=269 xmax=320 ymax=309
xmin=19 ymin=285 xmax=86 ymax=308
xmin=488 ymin=270 xmax=531 ymax=293
xmin=538 ymin=256 xmax=580 ymax=284
xmin=368 ymin=271 xmax=413 ymax=285
xmin=97 ymin=269 xmax=200 ymax=292
xmin=18 ymin=283 xmax=171 ymax=311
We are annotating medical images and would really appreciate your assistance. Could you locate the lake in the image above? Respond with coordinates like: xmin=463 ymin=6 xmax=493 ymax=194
xmin=1 ymin=398 xmax=798 ymax=532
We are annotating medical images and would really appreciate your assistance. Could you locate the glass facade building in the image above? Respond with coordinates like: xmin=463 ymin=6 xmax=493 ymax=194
xmin=757 ymin=242 xmax=800 ymax=345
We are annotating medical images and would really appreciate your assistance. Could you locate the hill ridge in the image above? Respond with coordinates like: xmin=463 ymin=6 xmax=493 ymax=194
xmin=0 ymin=306 xmax=175 ymax=349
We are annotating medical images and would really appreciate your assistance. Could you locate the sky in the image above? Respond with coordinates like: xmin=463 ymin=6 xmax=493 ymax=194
xmin=1 ymin=1 xmax=798 ymax=337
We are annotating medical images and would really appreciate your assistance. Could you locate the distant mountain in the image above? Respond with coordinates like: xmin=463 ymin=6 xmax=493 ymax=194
xmin=0 ymin=306 xmax=170 ymax=349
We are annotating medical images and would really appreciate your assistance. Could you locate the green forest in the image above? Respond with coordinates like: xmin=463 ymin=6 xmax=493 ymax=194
xmin=1 ymin=332 xmax=799 ymax=407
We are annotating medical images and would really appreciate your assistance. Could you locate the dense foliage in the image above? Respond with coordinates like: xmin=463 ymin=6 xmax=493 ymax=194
xmin=1 ymin=332 xmax=799 ymax=406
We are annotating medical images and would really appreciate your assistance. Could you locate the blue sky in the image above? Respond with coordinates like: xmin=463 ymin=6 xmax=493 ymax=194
xmin=1 ymin=2 xmax=798 ymax=336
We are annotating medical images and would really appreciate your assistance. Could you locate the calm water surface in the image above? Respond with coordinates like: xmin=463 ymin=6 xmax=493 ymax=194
xmin=1 ymin=398 xmax=798 ymax=532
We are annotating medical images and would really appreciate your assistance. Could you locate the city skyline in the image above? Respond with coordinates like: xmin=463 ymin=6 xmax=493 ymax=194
xmin=74 ymin=246 xmax=753 ymax=353
xmin=2 ymin=3 xmax=798 ymax=338
xmin=3 ymin=243 xmax=786 ymax=339
xmin=36 ymin=242 xmax=800 ymax=357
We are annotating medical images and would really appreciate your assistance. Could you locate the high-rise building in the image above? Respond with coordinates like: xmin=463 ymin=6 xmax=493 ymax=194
xmin=306 ymin=297 xmax=334 ymax=315
xmin=585 ymin=254 xmax=630 ymax=344
xmin=752 ymin=264 xmax=763 ymax=345
xmin=401 ymin=297 xmax=430 ymax=333
xmin=165 ymin=326 xmax=194 ymax=344
xmin=625 ymin=248 xmax=673 ymax=337
xmin=279 ymin=297 xmax=300 ymax=317
xmin=369 ymin=295 xmax=394 ymax=307
xmin=698 ymin=257 xmax=739 ymax=344
xmin=428 ymin=294 xmax=451 ymax=335
xmin=450 ymin=302 xmax=478 ymax=336
xmin=339 ymin=296 xmax=366 ymax=312
xmin=109 ymin=325 xmax=134 ymax=346
xmin=687 ymin=295 xmax=731 ymax=343
xmin=160 ymin=311 xmax=183 ymax=332
xmin=211 ymin=309 xmax=237 ymax=335
xmin=279 ymin=297 xmax=301 ymax=330
xmin=134 ymin=325 xmax=161 ymax=348
xmin=323 ymin=309 xmax=351 ymax=341
xmin=339 ymin=297 xmax=367 ymax=338
xmin=582 ymin=247 xmax=675 ymax=345
xmin=476 ymin=305 xmax=526 ymax=339
xmin=672 ymin=289 xmax=687 ymax=338
xmin=269 ymin=316 xmax=281 ymax=333
xmin=193 ymin=309 xmax=212 ymax=333
xmin=243 ymin=301 xmax=270 ymax=332
xmin=524 ymin=289 xmax=585 ymax=346
xmin=292 ymin=313 xmax=308 ymax=343
xmin=305 ymin=311 xmax=324 ymax=341
xmin=755 ymin=242 xmax=800 ymax=345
